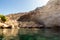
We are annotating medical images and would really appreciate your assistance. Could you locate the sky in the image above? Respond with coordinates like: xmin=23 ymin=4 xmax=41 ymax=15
xmin=0 ymin=0 xmax=49 ymax=15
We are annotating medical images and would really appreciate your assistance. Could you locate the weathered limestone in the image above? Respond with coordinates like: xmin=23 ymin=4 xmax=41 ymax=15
xmin=0 ymin=22 xmax=12 ymax=28
xmin=0 ymin=20 xmax=19 ymax=29
xmin=5 ymin=20 xmax=19 ymax=29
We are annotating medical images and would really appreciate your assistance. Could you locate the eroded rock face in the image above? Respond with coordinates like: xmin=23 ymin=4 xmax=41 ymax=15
xmin=0 ymin=22 xmax=12 ymax=29
xmin=17 ymin=0 xmax=60 ymax=28
xmin=6 ymin=0 xmax=60 ymax=28
xmin=5 ymin=20 xmax=19 ymax=29
xmin=18 ymin=21 xmax=44 ymax=28
xmin=35 ymin=0 xmax=60 ymax=27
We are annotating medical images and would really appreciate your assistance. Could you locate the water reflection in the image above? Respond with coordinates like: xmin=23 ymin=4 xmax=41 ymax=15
xmin=0 ymin=28 xmax=60 ymax=40
xmin=0 ymin=29 xmax=19 ymax=40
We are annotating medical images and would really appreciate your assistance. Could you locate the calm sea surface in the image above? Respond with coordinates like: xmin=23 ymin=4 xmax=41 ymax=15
xmin=0 ymin=28 xmax=60 ymax=40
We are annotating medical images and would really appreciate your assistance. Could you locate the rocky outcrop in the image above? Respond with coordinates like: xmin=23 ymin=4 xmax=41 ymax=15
xmin=0 ymin=20 xmax=19 ymax=29
xmin=5 ymin=0 xmax=60 ymax=28
xmin=5 ymin=20 xmax=19 ymax=28
xmin=35 ymin=0 xmax=60 ymax=27
xmin=0 ymin=22 xmax=13 ymax=29
xmin=18 ymin=21 xmax=44 ymax=28
xmin=17 ymin=0 xmax=60 ymax=28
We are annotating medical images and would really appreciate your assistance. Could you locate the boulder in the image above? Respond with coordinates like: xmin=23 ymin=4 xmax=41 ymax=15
xmin=0 ymin=22 xmax=12 ymax=29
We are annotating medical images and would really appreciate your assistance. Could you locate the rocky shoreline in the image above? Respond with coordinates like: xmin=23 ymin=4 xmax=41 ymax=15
xmin=1 ymin=0 xmax=60 ymax=29
xmin=0 ymin=20 xmax=19 ymax=29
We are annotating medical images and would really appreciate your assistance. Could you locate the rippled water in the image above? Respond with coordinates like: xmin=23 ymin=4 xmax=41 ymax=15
xmin=0 ymin=28 xmax=60 ymax=40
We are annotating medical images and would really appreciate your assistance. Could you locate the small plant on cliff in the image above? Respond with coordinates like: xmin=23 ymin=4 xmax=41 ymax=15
xmin=0 ymin=14 xmax=7 ymax=22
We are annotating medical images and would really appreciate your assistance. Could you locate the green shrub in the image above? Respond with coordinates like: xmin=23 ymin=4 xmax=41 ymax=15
xmin=0 ymin=14 xmax=7 ymax=22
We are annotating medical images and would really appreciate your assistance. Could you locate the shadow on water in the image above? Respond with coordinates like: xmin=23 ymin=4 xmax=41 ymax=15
xmin=0 ymin=35 xmax=3 ymax=40
xmin=18 ymin=28 xmax=60 ymax=40
xmin=0 ymin=28 xmax=60 ymax=40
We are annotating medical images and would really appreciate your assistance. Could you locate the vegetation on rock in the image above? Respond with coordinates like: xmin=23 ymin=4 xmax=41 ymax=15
xmin=0 ymin=14 xmax=7 ymax=22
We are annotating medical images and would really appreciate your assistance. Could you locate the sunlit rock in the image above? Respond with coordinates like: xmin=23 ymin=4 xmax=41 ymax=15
xmin=0 ymin=20 xmax=19 ymax=29
xmin=5 ymin=20 xmax=19 ymax=29
xmin=0 ymin=22 xmax=11 ymax=29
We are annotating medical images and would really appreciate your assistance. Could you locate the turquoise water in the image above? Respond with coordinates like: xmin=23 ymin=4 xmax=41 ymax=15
xmin=0 ymin=28 xmax=60 ymax=40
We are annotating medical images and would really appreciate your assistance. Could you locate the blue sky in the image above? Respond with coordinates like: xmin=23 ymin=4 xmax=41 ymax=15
xmin=0 ymin=0 xmax=49 ymax=15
